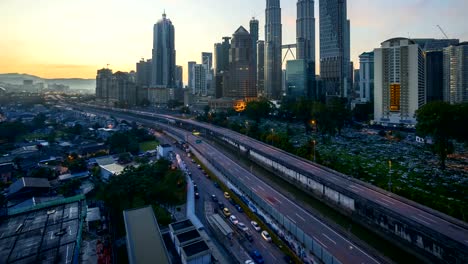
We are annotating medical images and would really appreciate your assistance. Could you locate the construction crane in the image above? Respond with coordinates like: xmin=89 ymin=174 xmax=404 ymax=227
xmin=437 ymin=25 xmax=449 ymax=39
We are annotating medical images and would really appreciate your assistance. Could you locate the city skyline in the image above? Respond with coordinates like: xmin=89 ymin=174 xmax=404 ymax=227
xmin=1 ymin=0 xmax=467 ymax=83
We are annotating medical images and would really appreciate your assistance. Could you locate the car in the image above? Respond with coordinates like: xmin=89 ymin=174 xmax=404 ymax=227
xmin=229 ymin=198 xmax=236 ymax=205
xmin=193 ymin=184 xmax=198 ymax=191
xmin=245 ymin=260 xmax=254 ymax=264
xmin=250 ymin=221 xmax=261 ymax=232
xmin=223 ymin=207 xmax=231 ymax=217
xmin=213 ymin=182 xmax=220 ymax=188
xmin=195 ymin=192 xmax=200 ymax=199
xmin=229 ymin=215 xmax=238 ymax=225
xmin=261 ymin=230 xmax=272 ymax=242
xmin=218 ymin=202 xmax=225 ymax=210
xmin=211 ymin=194 xmax=218 ymax=202
xmin=237 ymin=222 xmax=249 ymax=232
xmin=249 ymin=250 xmax=264 ymax=264
xmin=191 ymin=159 xmax=195 ymax=163
xmin=244 ymin=231 xmax=254 ymax=242
xmin=224 ymin=192 xmax=230 ymax=199
xmin=235 ymin=204 xmax=243 ymax=213
xmin=197 ymin=164 xmax=201 ymax=169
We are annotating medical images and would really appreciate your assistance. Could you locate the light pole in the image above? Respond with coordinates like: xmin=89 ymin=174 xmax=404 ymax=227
xmin=388 ymin=160 xmax=392 ymax=192
xmin=313 ymin=140 xmax=316 ymax=162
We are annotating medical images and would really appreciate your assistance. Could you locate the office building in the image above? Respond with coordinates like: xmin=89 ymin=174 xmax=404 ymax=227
xmin=202 ymin=52 xmax=213 ymax=71
xmin=214 ymin=37 xmax=231 ymax=74
xmin=224 ymin=26 xmax=256 ymax=99
xmin=286 ymin=60 xmax=308 ymax=98
xmin=175 ymin=65 xmax=183 ymax=89
xmin=374 ymin=38 xmax=425 ymax=126
xmin=188 ymin=61 xmax=196 ymax=90
xmin=193 ymin=64 xmax=207 ymax=96
xmin=250 ymin=18 xmax=259 ymax=93
xmin=265 ymin=0 xmax=282 ymax=99
xmin=257 ymin=40 xmax=265 ymax=97
xmin=96 ymin=68 xmax=113 ymax=101
xmin=413 ymin=38 xmax=460 ymax=52
xmin=443 ymin=42 xmax=468 ymax=104
xmin=136 ymin=59 xmax=152 ymax=88
xmin=297 ymin=0 xmax=316 ymax=99
xmin=202 ymin=52 xmax=214 ymax=96
xmin=359 ymin=52 xmax=374 ymax=102
xmin=152 ymin=12 xmax=176 ymax=87
xmin=425 ymin=50 xmax=444 ymax=102
xmin=319 ymin=0 xmax=350 ymax=98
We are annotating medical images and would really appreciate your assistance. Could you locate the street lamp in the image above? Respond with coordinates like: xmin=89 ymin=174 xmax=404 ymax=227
xmin=313 ymin=140 xmax=316 ymax=162
xmin=388 ymin=160 xmax=392 ymax=192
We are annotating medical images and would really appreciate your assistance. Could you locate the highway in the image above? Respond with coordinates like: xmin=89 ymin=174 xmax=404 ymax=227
xmin=146 ymin=111 xmax=468 ymax=250
xmin=83 ymin=107 xmax=383 ymax=264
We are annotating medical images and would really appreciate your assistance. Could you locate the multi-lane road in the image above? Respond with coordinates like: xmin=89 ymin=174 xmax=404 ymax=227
xmin=83 ymin=107 xmax=384 ymax=264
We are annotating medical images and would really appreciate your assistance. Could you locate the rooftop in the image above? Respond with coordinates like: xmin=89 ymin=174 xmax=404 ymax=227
xmin=169 ymin=219 xmax=195 ymax=234
xmin=0 ymin=199 xmax=84 ymax=263
xmin=182 ymin=240 xmax=210 ymax=258
xmin=8 ymin=177 xmax=50 ymax=195
xmin=176 ymin=229 xmax=201 ymax=244
xmin=123 ymin=206 xmax=170 ymax=264
xmin=100 ymin=163 xmax=125 ymax=175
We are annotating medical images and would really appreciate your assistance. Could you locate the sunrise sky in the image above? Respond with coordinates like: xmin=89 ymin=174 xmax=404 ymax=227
xmin=1 ymin=0 xmax=467 ymax=83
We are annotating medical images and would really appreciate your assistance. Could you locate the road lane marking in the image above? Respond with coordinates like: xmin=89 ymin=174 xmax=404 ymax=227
xmin=375 ymin=200 xmax=391 ymax=207
xmin=313 ymin=236 xmax=328 ymax=249
xmin=257 ymin=186 xmax=265 ymax=191
xmin=261 ymin=243 xmax=267 ymax=249
xmin=65 ymin=245 xmax=69 ymax=263
xmin=411 ymin=215 xmax=431 ymax=226
xmin=418 ymin=214 xmax=438 ymax=223
xmin=287 ymin=216 xmax=296 ymax=224
xmin=295 ymin=213 xmax=306 ymax=222
xmin=269 ymin=252 xmax=277 ymax=260
xmin=322 ymin=233 xmax=337 ymax=245
xmin=379 ymin=197 xmax=395 ymax=205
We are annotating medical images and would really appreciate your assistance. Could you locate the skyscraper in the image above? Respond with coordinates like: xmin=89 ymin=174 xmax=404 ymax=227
xmin=250 ymin=18 xmax=259 ymax=94
xmin=374 ymin=38 xmax=425 ymax=126
xmin=202 ymin=52 xmax=214 ymax=96
xmin=358 ymin=52 xmax=374 ymax=102
xmin=188 ymin=61 xmax=196 ymax=90
xmin=286 ymin=60 xmax=308 ymax=98
xmin=265 ymin=0 xmax=282 ymax=100
xmin=114 ymin=71 xmax=137 ymax=106
xmin=319 ymin=0 xmax=350 ymax=98
xmin=257 ymin=40 xmax=265 ymax=97
xmin=193 ymin=64 xmax=207 ymax=96
xmin=175 ymin=65 xmax=183 ymax=89
xmin=296 ymin=0 xmax=316 ymax=99
xmin=214 ymin=37 xmax=231 ymax=74
xmin=152 ymin=12 xmax=176 ymax=87
xmin=443 ymin=42 xmax=468 ymax=104
xmin=96 ymin=68 xmax=113 ymax=101
xmin=224 ymin=26 xmax=256 ymax=99
xmin=202 ymin=52 xmax=213 ymax=71
xmin=136 ymin=59 xmax=152 ymax=88
xmin=425 ymin=51 xmax=444 ymax=103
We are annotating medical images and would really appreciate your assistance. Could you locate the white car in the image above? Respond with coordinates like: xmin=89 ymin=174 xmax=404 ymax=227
xmin=250 ymin=221 xmax=261 ymax=232
xmin=245 ymin=260 xmax=254 ymax=264
xmin=229 ymin=215 xmax=238 ymax=225
xmin=237 ymin=222 xmax=249 ymax=232
xmin=261 ymin=230 xmax=272 ymax=242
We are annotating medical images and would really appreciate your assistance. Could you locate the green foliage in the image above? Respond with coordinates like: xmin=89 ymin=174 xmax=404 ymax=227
xmin=180 ymin=106 xmax=191 ymax=114
xmin=416 ymin=102 xmax=468 ymax=169
xmin=58 ymin=179 xmax=81 ymax=197
xmin=244 ymin=99 xmax=272 ymax=122
xmin=63 ymin=153 xmax=87 ymax=173
xmin=352 ymin=102 xmax=374 ymax=122
xmin=29 ymin=167 xmax=56 ymax=180
xmin=167 ymin=99 xmax=183 ymax=109
xmin=108 ymin=132 xmax=140 ymax=154
xmin=31 ymin=113 xmax=47 ymax=128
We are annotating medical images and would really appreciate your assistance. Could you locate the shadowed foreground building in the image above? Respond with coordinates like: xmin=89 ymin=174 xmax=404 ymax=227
xmin=152 ymin=12 xmax=176 ymax=87
xmin=264 ymin=0 xmax=282 ymax=100
xmin=443 ymin=42 xmax=468 ymax=104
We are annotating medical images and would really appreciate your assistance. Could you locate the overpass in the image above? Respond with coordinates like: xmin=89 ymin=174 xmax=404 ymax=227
xmin=81 ymin=105 xmax=468 ymax=263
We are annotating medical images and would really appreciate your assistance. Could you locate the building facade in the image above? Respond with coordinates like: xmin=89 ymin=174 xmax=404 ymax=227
xmin=319 ymin=0 xmax=350 ymax=98
xmin=296 ymin=0 xmax=316 ymax=99
xmin=443 ymin=42 xmax=468 ymax=104
xmin=96 ymin=68 xmax=113 ymax=101
xmin=286 ymin=60 xmax=308 ymax=98
xmin=114 ymin=71 xmax=137 ymax=106
xmin=193 ymin=64 xmax=207 ymax=96
xmin=257 ymin=40 xmax=265 ymax=97
xmin=413 ymin=38 xmax=460 ymax=52
xmin=250 ymin=18 xmax=259 ymax=94
xmin=425 ymin=50 xmax=444 ymax=102
xmin=188 ymin=61 xmax=196 ymax=90
xmin=224 ymin=26 xmax=256 ymax=99
xmin=136 ymin=59 xmax=152 ymax=88
xmin=152 ymin=12 xmax=176 ymax=87
xmin=214 ymin=37 xmax=231 ymax=75
xmin=265 ymin=0 xmax=282 ymax=100
xmin=374 ymin=38 xmax=425 ymax=126
xmin=175 ymin=65 xmax=183 ymax=89
xmin=359 ymin=52 xmax=374 ymax=102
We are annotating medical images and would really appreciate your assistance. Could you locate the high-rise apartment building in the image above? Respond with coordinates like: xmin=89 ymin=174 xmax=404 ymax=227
xmin=152 ymin=12 xmax=176 ymax=87
xmin=188 ymin=61 xmax=196 ymax=90
xmin=359 ymin=52 xmax=374 ymax=102
xmin=319 ymin=0 xmax=350 ymax=98
xmin=257 ymin=40 xmax=265 ymax=97
xmin=224 ymin=26 xmax=256 ymax=99
xmin=425 ymin=51 xmax=444 ymax=102
xmin=297 ymin=0 xmax=316 ymax=99
xmin=96 ymin=68 xmax=113 ymax=101
xmin=265 ymin=0 xmax=282 ymax=100
xmin=193 ymin=64 xmax=207 ymax=96
xmin=136 ymin=59 xmax=152 ymax=88
xmin=443 ymin=42 xmax=468 ymax=104
xmin=114 ymin=71 xmax=137 ymax=106
xmin=374 ymin=38 xmax=425 ymax=126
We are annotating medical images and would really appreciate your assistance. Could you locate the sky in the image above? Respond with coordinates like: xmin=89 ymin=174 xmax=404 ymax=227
xmin=0 ymin=0 xmax=467 ymax=82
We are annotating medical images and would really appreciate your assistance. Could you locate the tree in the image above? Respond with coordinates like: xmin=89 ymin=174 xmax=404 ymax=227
xmin=328 ymin=97 xmax=351 ymax=135
xmin=32 ymin=113 xmax=47 ymax=128
xmin=416 ymin=102 xmax=456 ymax=170
xmin=244 ymin=99 xmax=272 ymax=122
xmin=352 ymin=102 xmax=374 ymax=122
xmin=29 ymin=167 xmax=56 ymax=180
xmin=167 ymin=100 xmax=183 ymax=109
xmin=108 ymin=132 xmax=139 ymax=154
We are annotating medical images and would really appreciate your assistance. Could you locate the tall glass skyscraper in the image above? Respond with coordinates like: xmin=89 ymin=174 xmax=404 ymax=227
xmin=152 ymin=12 xmax=176 ymax=87
xmin=296 ymin=0 xmax=316 ymax=99
xmin=265 ymin=0 xmax=282 ymax=100
xmin=250 ymin=18 xmax=259 ymax=95
xmin=319 ymin=0 xmax=350 ymax=98
xmin=257 ymin=40 xmax=265 ymax=97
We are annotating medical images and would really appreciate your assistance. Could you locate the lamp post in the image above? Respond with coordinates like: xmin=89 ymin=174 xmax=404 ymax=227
xmin=313 ymin=140 xmax=316 ymax=162
xmin=388 ymin=160 xmax=392 ymax=192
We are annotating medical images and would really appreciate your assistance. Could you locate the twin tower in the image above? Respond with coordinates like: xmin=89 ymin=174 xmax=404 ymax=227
xmin=265 ymin=0 xmax=315 ymax=100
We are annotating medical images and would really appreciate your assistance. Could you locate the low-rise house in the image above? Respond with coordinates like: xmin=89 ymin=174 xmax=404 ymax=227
xmin=8 ymin=177 xmax=51 ymax=199
xmin=157 ymin=144 xmax=173 ymax=159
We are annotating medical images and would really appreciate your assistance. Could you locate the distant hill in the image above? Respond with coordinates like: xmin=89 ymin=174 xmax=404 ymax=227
xmin=0 ymin=73 xmax=95 ymax=91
